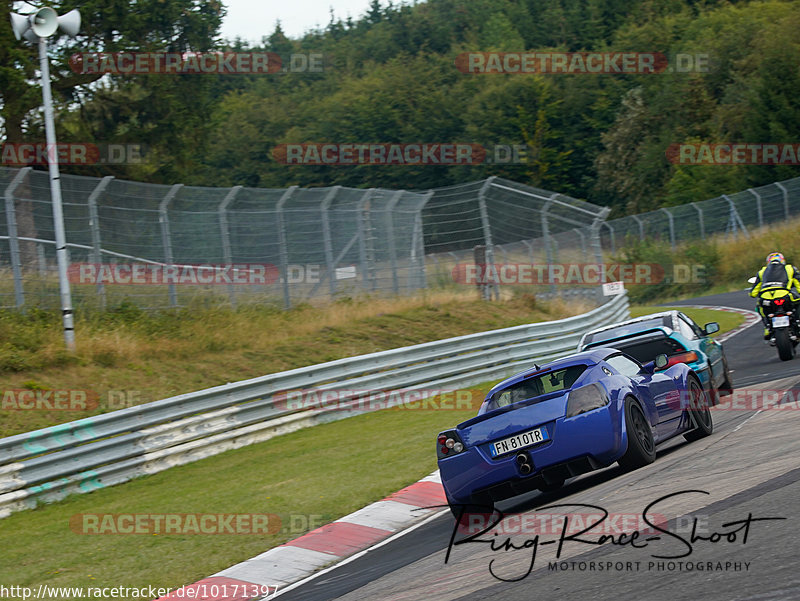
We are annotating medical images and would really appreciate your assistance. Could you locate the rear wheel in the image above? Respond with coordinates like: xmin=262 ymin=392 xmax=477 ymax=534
xmin=776 ymin=328 xmax=795 ymax=361
xmin=684 ymin=376 xmax=713 ymax=442
xmin=618 ymin=397 xmax=656 ymax=471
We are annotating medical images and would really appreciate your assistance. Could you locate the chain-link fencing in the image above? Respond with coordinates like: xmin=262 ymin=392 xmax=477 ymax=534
xmin=0 ymin=169 xmax=610 ymax=311
xmin=2 ymin=165 xmax=799 ymax=313
xmin=599 ymin=180 xmax=800 ymax=252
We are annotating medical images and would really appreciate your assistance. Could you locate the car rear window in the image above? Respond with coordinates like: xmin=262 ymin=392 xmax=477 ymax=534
xmin=488 ymin=365 xmax=587 ymax=410
xmin=583 ymin=316 xmax=671 ymax=344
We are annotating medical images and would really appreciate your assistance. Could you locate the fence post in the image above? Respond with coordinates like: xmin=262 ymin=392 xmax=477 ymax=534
xmin=748 ymin=188 xmax=763 ymax=228
xmin=410 ymin=191 xmax=433 ymax=291
xmin=522 ymin=239 xmax=535 ymax=264
xmin=37 ymin=244 xmax=46 ymax=277
xmin=591 ymin=208 xmax=611 ymax=300
xmin=159 ymin=184 xmax=183 ymax=308
xmin=276 ymin=186 xmax=298 ymax=310
xmin=541 ymin=195 xmax=557 ymax=293
xmin=690 ymin=202 xmax=705 ymax=239
xmin=474 ymin=245 xmax=488 ymax=300
xmin=723 ymin=194 xmax=749 ymax=239
xmin=357 ymin=189 xmax=376 ymax=291
xmin=631 ymin=215 xmax=644 ymax=241
xmin=385 ymin=190 xmax=404 ymax=295
xmin=602 ymin=222 xmax=616 ymax=254
xmin=660 ymin=207 xmax=676 ymax=250
xmin=573 ymin=228 xmax=588 ymax=261
xmin=87 ymin=176 xmax=113 ymax=310
xmin=4 ymin=167 xmax=32 ymax=309
xmin=775 ymin=182 xmax=790 ymax=219
xmin=320 ymin=186 xmax=341 ymax=296
xmin=477 ymin=177 xmax=499 ymax=300
xmin=218 ymin=185 xmax=242 ymax=309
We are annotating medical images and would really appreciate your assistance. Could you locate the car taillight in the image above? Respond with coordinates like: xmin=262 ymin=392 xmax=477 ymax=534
xmin=437 ymin=430 xmax=466 ymax=459
xmin=565 ymin=383 xmax=609 ymax=418
xmin=666 ymin=351 xmax=699 ymax=367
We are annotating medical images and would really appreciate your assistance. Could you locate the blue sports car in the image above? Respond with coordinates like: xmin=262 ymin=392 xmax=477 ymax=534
xmin=437 ymin=347 xmax=712 ymax=517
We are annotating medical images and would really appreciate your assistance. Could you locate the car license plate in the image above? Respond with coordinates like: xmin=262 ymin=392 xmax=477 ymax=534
xmin=490 ymin=427 xmax=548 ymax=458
xmin=772 ymin=315 xmax=790 ymax=327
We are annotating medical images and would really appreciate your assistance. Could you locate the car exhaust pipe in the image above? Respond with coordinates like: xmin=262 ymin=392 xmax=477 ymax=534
xmin=516 ymin=451 xmax=532 ymax=475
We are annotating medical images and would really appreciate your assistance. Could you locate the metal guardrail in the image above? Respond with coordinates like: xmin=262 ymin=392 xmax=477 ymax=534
xmin=0 ymin=293 xmax=629 ymax=518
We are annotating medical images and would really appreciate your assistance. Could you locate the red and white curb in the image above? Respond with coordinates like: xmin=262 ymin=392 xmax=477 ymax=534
xmin=157 ymin=472 xmax=447 ymax=600
xmin=676 ymin=304 xmax=761 ymax=342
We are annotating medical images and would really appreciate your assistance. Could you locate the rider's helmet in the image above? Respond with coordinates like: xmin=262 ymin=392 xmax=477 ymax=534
xmin=766 ymin=252 xmax=786 ymax=265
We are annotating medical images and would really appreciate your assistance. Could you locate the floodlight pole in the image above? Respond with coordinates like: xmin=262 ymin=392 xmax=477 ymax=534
xmin=38 ymin=36 xmax=75 ymax=351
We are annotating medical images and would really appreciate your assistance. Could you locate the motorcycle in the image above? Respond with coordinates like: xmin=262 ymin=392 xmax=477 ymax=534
xmin=748 ymin=277 xmax=800 ymax=361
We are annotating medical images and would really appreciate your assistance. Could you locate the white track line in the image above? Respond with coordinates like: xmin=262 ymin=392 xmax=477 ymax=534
xmin=732 ymin=410 xmax=763 ymax=433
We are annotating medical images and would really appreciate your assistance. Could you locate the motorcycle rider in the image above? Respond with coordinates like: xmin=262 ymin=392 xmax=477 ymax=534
xmin=749 ymin=252 xmax=800 ymax=340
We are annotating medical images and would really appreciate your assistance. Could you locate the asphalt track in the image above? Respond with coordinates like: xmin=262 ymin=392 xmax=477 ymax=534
xmin=278 ymin=290 xmax=800 ymax=601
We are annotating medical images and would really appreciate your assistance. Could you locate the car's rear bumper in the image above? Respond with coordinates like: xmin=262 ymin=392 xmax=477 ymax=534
xmin=439 ymin=404 xmax=625 ymax=505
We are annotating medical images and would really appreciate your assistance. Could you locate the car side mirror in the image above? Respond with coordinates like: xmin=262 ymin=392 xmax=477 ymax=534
xmin=747 ymin=276 xmax=757 ymax=285
xmin=703 ymin=322 xmax=720 ymax=335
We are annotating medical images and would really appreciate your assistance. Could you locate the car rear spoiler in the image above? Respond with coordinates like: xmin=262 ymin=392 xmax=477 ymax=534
xmin=582 ymin=327 xmax=671 ymax=350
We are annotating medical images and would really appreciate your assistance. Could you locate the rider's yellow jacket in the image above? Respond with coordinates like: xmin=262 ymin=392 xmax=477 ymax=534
xmin=749 ymin=263 xmax=800 ymax=298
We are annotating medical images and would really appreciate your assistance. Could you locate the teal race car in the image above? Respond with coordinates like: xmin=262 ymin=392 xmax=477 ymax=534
xmin=577 ymin=311 xmax=732 ymax=401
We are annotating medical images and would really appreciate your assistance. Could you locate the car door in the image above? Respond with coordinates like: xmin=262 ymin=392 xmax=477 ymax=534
xmin=605 ymin=354 xmax=681 ymax=439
